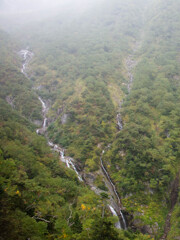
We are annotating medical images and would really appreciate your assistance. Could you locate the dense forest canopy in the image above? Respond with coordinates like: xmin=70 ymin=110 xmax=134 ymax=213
xmin=0 ymin=0 xmax=179 ymax=239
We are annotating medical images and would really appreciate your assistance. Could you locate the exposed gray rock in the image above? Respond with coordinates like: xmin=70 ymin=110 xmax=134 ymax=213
xmin=132 ymin=214 xmax=160 ymax=236
xmin=61 ymin=113 xmax=69 ymax=124
xmin=86 ymin=173 xmax=96 ymax=180
xmin=36 ymin=128 xmax=45 ymax=135
xmin=57 ymin=107 xmax=64 ymax=115
xmin=6 ymin=95 xmax=14 ymax=108
xmin=33 ymin=120 xmax=42 ymax=126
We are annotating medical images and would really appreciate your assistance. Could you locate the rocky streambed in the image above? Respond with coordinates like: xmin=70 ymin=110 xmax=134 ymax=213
xmin=19 ymin=48 xmax=127 ymax=230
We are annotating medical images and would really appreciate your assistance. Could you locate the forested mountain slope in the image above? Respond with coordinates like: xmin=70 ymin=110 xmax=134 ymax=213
xmin=17 ymin=0 xmax=147 ymax=166
xmin=104 ymin=0 xmax=180 ymax=238
xmin=0 ymin=31 xmax=128 ymax=240
xmin=0 ymin=0 xmax=179 ymax=239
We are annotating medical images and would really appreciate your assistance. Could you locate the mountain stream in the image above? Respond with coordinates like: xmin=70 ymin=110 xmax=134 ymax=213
xmin=19 ymin=48 xmax=132 ymax=230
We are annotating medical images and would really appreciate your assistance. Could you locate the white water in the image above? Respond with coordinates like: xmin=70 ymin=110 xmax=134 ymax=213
xmin=19 ymin=49 xmax=33 ymax=77
xmin=20 ymin=48 xmax=126 ymax=227
xmin=109 ymin=205 xmax=122 ymax=229
xmin=116 ymin=100 xmax=123 ymax=131
xmin=43 ymin=118 xmax=47 ymax=128
xmin=20 ymin=49 xmax=83 ymax=182
xmin=38 ymin=97 xmax=46 ymax=111
xmin=48 ymin=141 xmax=83 ymax=181
xmin=101 ymin=151 xmax=127 ymax=230
xmin=120 ymin=209 xmax=127 ymax=230
xmin=117 ymin=113 xmax=123 ymax=130
xmin=37 ymin=97 xmax=48 ymax=129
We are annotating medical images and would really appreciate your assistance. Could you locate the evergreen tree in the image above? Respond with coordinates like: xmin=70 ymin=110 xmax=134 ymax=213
xmin=71 ymin=213 xmax=82 ymax=234
xmin=90 ymin=218 xmax=120 ymax=240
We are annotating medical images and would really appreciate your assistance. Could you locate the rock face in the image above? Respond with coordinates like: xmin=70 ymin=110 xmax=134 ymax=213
xmin=61 ymin=113 xmax=70 ymax=124
xmin=33 ymin=120 xmax=42 ymax=126
xmin=57 ymin=107 xmax=64 ymax=115
xmin=131 ymin=213 xmax=160 ymax=236
xmin=84 ymin=173 xmax=96 ymax=182
xmin=6 ymin=95 xmax=14 ymax=108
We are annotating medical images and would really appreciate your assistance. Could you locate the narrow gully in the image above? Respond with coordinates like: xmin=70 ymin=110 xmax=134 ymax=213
xmin=19 ymin=49 xmax=83 ymax=182
xmin=19 ymin=48 xmax=131 ymax=230
xmin=101 ymin=151 xmax=127 ymax=230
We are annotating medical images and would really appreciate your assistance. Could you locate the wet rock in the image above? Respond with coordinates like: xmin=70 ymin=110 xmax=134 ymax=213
xmin=61 ymin=113 xmax=70 ymax=124
xmin=83 ymin=172 xmax=96 ymax=185
xmin=6 ymin=95 xmax=14 ymax=108
xmin=36 ymin=128 xmax=45 ymax=135
xmin=33 ymin=120 xmax=42 ymax=126
xmin=57 ymin=107 xmax=64 ymax=115
xmin=141 ymin=222 xmax=159 ymax=235
xmin=132 ymin=215 xmax=160 ymax=236
xmin=85 ymin=173 xmax=96 ymax=181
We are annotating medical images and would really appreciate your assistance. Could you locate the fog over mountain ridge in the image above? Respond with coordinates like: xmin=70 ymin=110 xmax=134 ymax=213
xmin=0 ymin=0 xmax=101 ymax=13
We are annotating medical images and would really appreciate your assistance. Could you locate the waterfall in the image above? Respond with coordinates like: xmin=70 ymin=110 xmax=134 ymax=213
xmin=120 ymin=210 xmax=127 ymax=230
xmin=19 ymin=49 xmax=33 ymax=77
xmin=109 ymin=205 xmax=122 ymax=229
xmin=43 ymin=118 xmax=47 ymax=128
xmin=48 ymin=141 xmax=83 ymax=181
xmin=116 ymin=101 xmax=123 ymax=131
xmin=20 ymin=49 xmax=83 ymax=183
xmin=68 ymin=158 xmax=83 ymax=182
xmin=38 ymin=97 xmax=46 ymax=112
xmin=101 ymin=152 xmax=127 ymax=230
xmin=117 ymin=113 xmax=123 ymax=130
xmin=20 ymin=48 xmax=127 ymax=228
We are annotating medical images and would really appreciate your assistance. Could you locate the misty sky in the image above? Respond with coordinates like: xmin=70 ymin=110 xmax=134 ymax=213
xmin=0 ymin=0 xmax=100 ymax=13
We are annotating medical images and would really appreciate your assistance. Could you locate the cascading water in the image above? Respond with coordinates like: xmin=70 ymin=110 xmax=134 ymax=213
xmin=111 ymin=54 xmax=137 ymax=228
xmin=116 ymin=100 xmax=123 ymax=131
xmin=19 ymin=49 xmax=33 ymax=77
xmin=101 ymin=151 xmax=127 ymax=229
xmin=38 ymin=97 xmax=83 ymax=181
xmin=48 ymin=141 xmax=83 ymax=181
xmin=109 ymin=205 xmax=121 ymax=229
xmin=38 ymin=97 xmax=46 ymax=111
xmin=19 ymin=47 xmax=129 ymax=230
xmin=36 ymin=97 xmax=48 ymax=131
xmin=19 ymin=49 xmax=83 ymax=182
xmin=116 ymin=55 xmax=136 ymax=130
xmin=117 ymin=113 xmax=123 ymax=130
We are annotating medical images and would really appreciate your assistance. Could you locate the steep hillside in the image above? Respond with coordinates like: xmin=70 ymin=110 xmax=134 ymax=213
xmin=17 ymin=0 xmax=148 ymax=167
xmin=0 ymin=30 xmax=128 ymax=240
xmin=104 ymin=0 xmax=180 ymax=238
xmin=0 ymin=0 xmax=179 ymax=239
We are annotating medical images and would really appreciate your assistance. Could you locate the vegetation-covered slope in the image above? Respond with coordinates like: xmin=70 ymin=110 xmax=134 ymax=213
xmin=0 ymin=31 xmax=129 ymax=240
xmin=16 ymin=0 xmax=149 ymax=169
xmin=0 ymin=0 xmax=179 ymax=239
xmin=103 ymin=0 xmax=180 ymax=237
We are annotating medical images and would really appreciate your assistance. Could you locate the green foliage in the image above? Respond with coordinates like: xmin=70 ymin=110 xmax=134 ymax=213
xmin=167 ymin=189 xmax=180 ymax=240
xmin=17 ymin=0 xmax=149 ymax=164
xmin=0 ymin=30 xmax=42 ymax=121
xmin=0 ymin=0 xmax=179 ymax=239
xmin=71 ymin=213 xmax=82 ymax=234
xmin=0 ymin=32 xmax=118 ymax=239
xmin=89 ymin=218 xmax=121 ymax=240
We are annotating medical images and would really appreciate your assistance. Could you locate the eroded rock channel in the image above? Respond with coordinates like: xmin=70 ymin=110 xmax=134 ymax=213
xmin=19 ymin=48 xmax=128 ymax=230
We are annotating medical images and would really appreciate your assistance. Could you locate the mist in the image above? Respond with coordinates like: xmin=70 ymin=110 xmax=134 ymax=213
xmin=0 ymin=0 xmax=102 ymax=31
xmin=0 ymin=0 xmax=101 ymax=14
